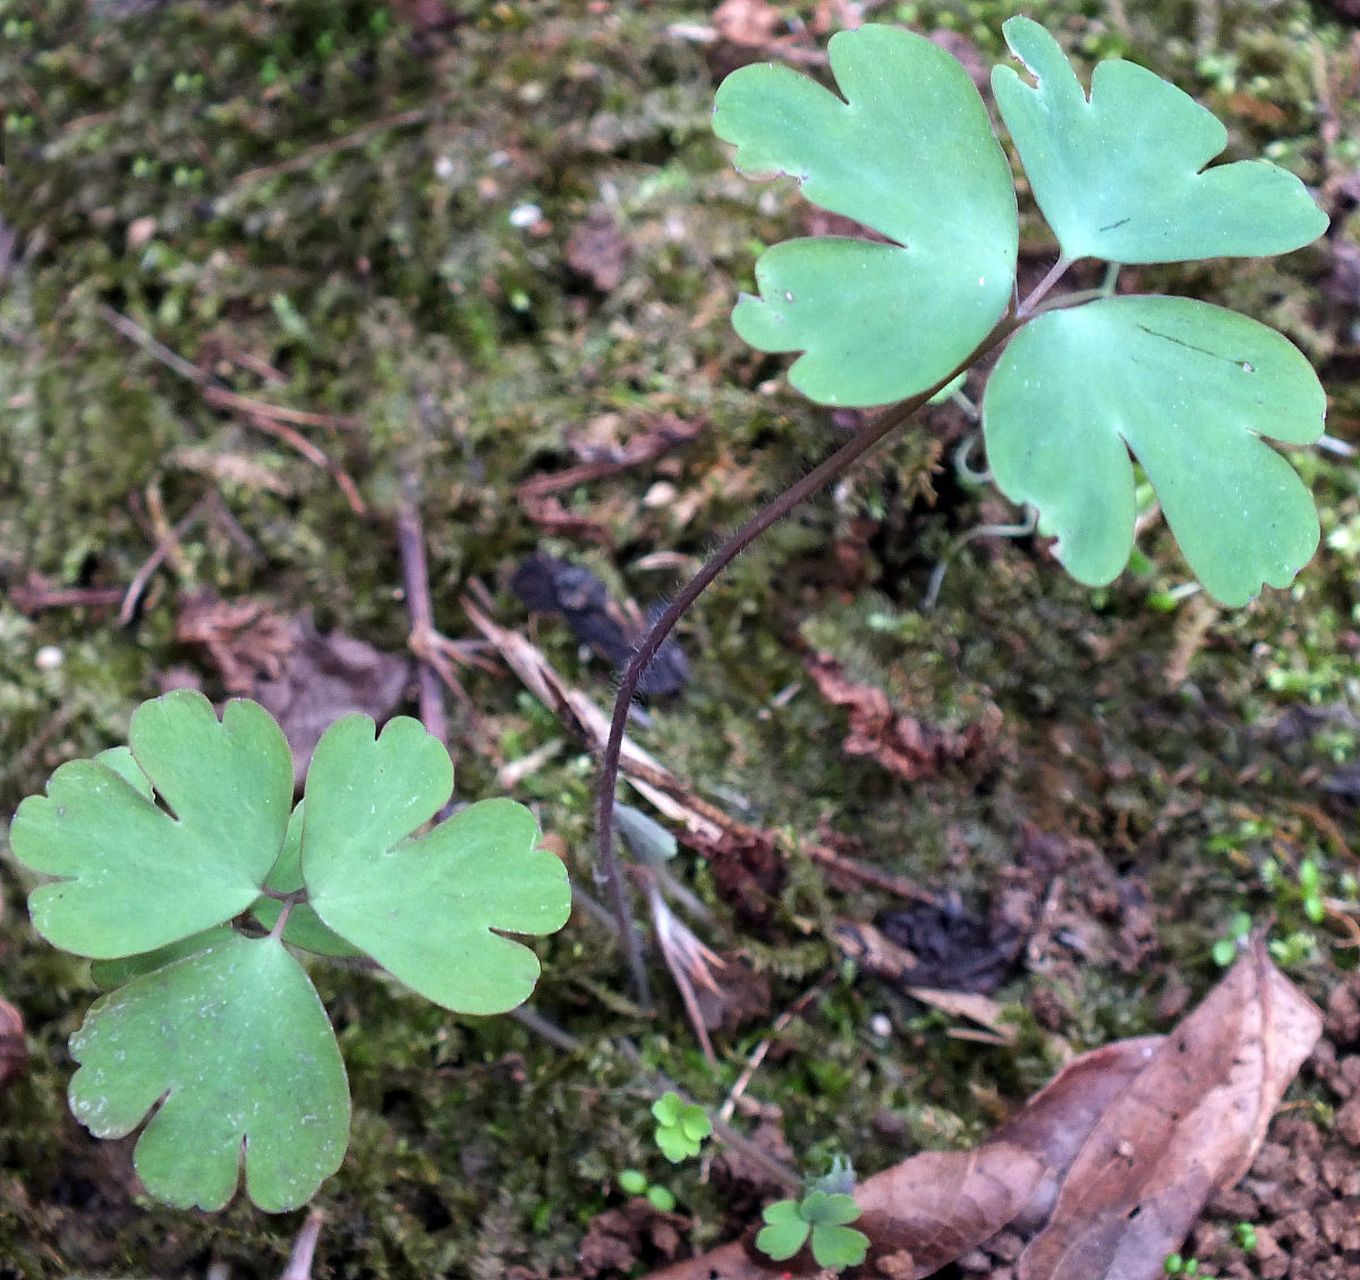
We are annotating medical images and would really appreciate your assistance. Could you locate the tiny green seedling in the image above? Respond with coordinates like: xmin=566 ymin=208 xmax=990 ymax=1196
xmin=1162 ymin=1253 xmax=1201 ymax=1276
xmin=756 ymin=1191 xmax=869 ymax=1271
xmin=651 ymin=1090 xmax=712 ymax=1163
xmin=9 ymin=690 xmax=571 ymax=1213
xmin=1212 ymin=911 xmax=1253 ymax=968
xmin=617 ymin=1168 xmax=677 ymax=1213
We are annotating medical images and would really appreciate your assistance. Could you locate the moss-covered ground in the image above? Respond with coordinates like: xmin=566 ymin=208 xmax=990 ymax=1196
xmin=2 ymin=0 xmax=1359 ymax=1274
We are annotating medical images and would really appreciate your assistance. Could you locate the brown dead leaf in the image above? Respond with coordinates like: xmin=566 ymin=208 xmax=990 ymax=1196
xmin=176 ymin=591 xmax=293 ymax=695
xmin=806 ymin=652 xmax=997 ymax=782
xmin=253 ymin=618 xmax=411 ymax=785
xmin=0 ymin=998 xmax=26 ymax=1091
xmin=566 ymin=206 xmax=630 ymax=292
xmin=582 ymin=1199 xmax=688 ymax=1277
xmin=1017 ymin=939 xmax=1322 ymax=1280
xmin=177 ymin=597 xmax=411 ymax=782
xmin=694 ymin=951 xmax=771 ymax=1034
xmin=713 ymin=0 xmax=781 ymax=46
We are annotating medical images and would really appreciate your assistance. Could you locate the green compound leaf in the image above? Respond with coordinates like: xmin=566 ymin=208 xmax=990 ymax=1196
xmin=992 ymin=17 xmax=1328 ymax=264
xmin=713 ymin=24 xmax=1017 ymax=406
xmin=251 ymin=803 xmax=362 ymax=958
xmin=756 ymin=1199 xmax=812 ymax=1261
xmin=69 ymin=931 xmax=349 ymax=1213
xmin=12 ymin=691 xmax=293 ymax=958
xmin=652 ymin=1091 xmax=711 ymax=1162
xmin=983 ymin=296 xmax=1324 ymax=605
xmin=300 ymin=715 xmax=571 ymax=1015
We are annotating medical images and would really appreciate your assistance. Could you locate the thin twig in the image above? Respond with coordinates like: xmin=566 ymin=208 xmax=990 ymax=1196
xmin=8 ymin=581 xmax=125 ymax=613
xmin=396 ymin=470 xmax=448 ymax=751
xmin=203 ymin=385 xmax=359 ymax=431
xmin=242 ymin=411 xmax=367 ymax=516
xmin=99 ymin=306 xmax=367 ymax=514
xmin=118 ymin=492 xmax=215 ymax=626
xmin=700 ymin=975 xmax=834 ymax=1184
xmin=99 ymin=304 xmax=205 ymax=384
xmin=506 ymin=1006 xmax=804 ymax=1191
xmin=613 ymin=1039 xmax=803 ymax=1193
xmin=228 ymin=102 xmax=448 ymax=190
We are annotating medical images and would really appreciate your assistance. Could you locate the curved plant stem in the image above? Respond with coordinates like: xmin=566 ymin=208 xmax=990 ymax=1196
xmin=268 ymin=899 xmax=295 ymax=941
xmin=596 ymin=315 xmax=1022 ymax=1001
xmin=1016 ymin=255 xmax=1072 ymax=317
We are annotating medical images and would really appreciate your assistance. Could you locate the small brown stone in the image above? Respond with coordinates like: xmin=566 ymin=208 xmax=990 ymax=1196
xmin=1326 ymin=979 xmax=1360 ymax=1046
xmin=1335 ymin=1096 xmax=1360 ymax=1148
xmin=1318 ymin=1199 xmax=1360 ymax=1249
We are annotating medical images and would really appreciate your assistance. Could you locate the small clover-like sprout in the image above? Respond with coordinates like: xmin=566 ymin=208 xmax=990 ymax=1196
xmin=651 ymin=1091 xmax=712 ymax=1163
xmin=10 ymin=692 xmax=571 ymax=1213
xmin=756 ymin=1192 xmax=869 ymax=1271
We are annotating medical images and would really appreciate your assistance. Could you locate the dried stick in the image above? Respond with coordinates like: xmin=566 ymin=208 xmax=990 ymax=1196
xmin=117 ymin=492 xmax=215 ymax=626
xmin=396 ymin=469 xmax=448 ymax=750
xmin=99 ymin=306 xmax=367 ymax=514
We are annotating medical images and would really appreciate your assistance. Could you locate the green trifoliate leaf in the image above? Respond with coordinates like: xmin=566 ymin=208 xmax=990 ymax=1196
xmin=714 ymin=24 xmax=1017 ymax=406
xmin=652 ymin=1091 xmax=711 ymax=1162
xmin=756 ymin=1199 xmax=812 ymax=1261
xmin=992 ymin=17 xmax=1328 ymax=264
xmin=250 ymin=803 xmax=362 ymax=958
xmin=12 ymin=691 xmax=293 ymax=958
xmin=300 ymin=716 xmax=570 ymax=1015
xmin=69 ymin=932 xmax=349 ymax=1213
xmin=983 ymin=296 xmax=1324 ymax=605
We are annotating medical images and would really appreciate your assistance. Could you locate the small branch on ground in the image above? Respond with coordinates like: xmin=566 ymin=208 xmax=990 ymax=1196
xmin=396 ymin=469 xmax=449 ymax=752
xmin=118 ymin=491 xmax=216 ymax=626
xmin=99 ymin=305 xmax=367 ymax=515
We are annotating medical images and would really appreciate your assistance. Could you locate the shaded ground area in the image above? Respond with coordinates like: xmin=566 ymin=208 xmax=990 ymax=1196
xmin=2 ymin=0 xmax=1360 ymax=1275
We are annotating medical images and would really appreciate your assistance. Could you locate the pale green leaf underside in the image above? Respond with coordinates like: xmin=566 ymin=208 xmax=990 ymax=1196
xmin=992 ymin=17 xmax=1328 ymax=264
xmin=983 ymin=296 xmax=1324 ymax=605
xmin=12 ymin=692 xmax=293 ymax=958
xmin=301 ymin=716 xmax=571 ymax=1015
xmin=70 ymin=932 xmax=349 ymax=1213
xmin=713 ymin=24 xmax=1017 ymax=406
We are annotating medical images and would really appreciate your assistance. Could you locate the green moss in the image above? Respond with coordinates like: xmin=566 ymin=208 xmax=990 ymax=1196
xmin=2 ymin=0 xmax=1357 ymax=1271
